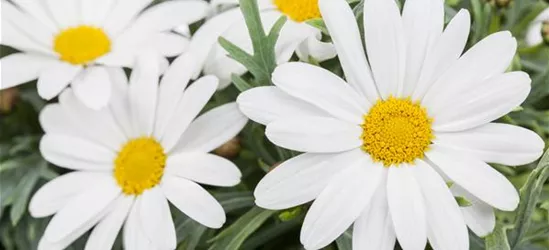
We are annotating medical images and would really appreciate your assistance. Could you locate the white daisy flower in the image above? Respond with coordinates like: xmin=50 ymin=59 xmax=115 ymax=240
xmin=28 ymin=53 xmax=248 ymax=250
xmin=185 ymin=0 xmax=337 ymax=89
xmin=237 ymin=0 xmax=545 ymax=249
xmin=525 ymin=7 xmax=549 ymax=46
xmin=1 ymin=0 xmax=208 ymax=109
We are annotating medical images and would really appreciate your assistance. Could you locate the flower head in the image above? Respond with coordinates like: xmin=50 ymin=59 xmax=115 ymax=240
xmin=526 ymin=7 xmax=549 ymax=46
xmin=1 ymin=0 xmax=209 ymax=109
xmin=237 ymin=0 xmax=545 ymax=249
xmin=29 ymin=53 xmax=248 ymax=250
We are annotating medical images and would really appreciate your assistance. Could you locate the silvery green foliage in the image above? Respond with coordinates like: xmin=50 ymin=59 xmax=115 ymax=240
xmin=1 ymin=0 xmax=549 ymax=249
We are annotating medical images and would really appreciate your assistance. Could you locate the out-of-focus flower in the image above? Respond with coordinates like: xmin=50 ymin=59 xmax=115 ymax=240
xmin=184 ymin=0 xmax=337 ymax=89
xmin=1 ymin=0 xmax=208 ymax=109
xmin=29 ymin=53 xmax=248 ymax=250
xmin=526 ymin=7 xmax=549 ymax=46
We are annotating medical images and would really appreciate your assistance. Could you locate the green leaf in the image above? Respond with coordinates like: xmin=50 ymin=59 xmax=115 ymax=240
xmin=10 ymin=163 xmax=42 ymax=226
xmin=231 ymin=74 xmax=253 ymax=92
xmin=215 ymin=191 xmax=255 ymax=213
xmin=241 ymin=217 xmax=302 ymax=249
xmin=508 ymin=149 xmax=549 ymax=248
xmin=218 ymin=0 xmax=287 ymax=88
xmin=485 ymin=224 xmax=511 ymax=250
xmin=335 ymin=230 xmax=352 ymax=250
xmin=209 ymin=207 xmax=276 ymax=250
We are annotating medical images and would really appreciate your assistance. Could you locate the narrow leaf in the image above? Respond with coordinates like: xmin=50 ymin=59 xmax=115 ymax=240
xmin=485 ymin=224 xmax=511 ymax=250
xmin=508 ymin=149 xmax=549 ymax=248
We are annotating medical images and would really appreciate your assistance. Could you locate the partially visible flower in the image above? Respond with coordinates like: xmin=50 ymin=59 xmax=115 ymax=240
xmin=526 ymin=7 xmax=549 ymax=46
xmin=1 ymin=0 xmax=208 ymax=109
xmin=29 ymin=53 xmax=248 ymax=250
xmin=185 ymin=0 xmax=336 ymax=89
xmin=238 ymin=0 xmax=545 ymax=249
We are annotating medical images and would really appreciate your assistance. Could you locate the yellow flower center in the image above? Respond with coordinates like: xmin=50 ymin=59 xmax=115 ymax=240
xmin=361 ymin=97 xmax=434 ymax=166
xmin=273 ymin=0 xmax=321 ymax=22
xmin=53 ymin=25 xmax=111 ymax=65
xmin=114 ymin=137 xmax=167 ymax=195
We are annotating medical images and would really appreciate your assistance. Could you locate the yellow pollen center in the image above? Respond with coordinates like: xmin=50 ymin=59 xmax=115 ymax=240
xmin=53 ymin=25 xmax=111 ymax=65
xmin=114 ymin=137 xmax=166 ymax=195
xmin=273 ymin=0 xmax=321 ymax=22
xmin=361 ymin=97 xmax=434 ymax=167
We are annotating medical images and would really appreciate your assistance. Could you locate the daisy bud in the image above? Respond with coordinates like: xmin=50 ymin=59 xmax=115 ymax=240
xmin=542 ymin=21 xmax=549 ymax=45
xmin=214 ymin=137 xmax=241 ymax=158
xmin=0 ymin=88 xmax=19 ymax=113
xmin=486 ymin=0 xmax=512 ymax=8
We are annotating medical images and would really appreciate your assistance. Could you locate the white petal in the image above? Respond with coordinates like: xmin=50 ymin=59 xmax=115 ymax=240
xmin=10 ymin=0 xmax=58 ymax=31
xmin=295 ymin=33 xmax=337 ymax=62
xmin=236 ymin=86 xmax=328 ymax=125
xmin=154 ymin=53 xmax=195 ymax=139
xmin=254 ymin=149 xmax=365 ymax=210
xmin=413 ymin=160 xmax=469 ymax=250
xmin=422 ymin=31 xmax=517 ymax=107
xmin=128 ymin=53 xmax=159 ymax=137
xmin=159 ymin=76 xmax=218 ymax=152
xmin=138 ymin=187 xmax=176 ymax=250
xmin=187 ymin=8 xmax=242 ymax=78
xmin=272 ymin=62 xmax=368 ymax=124
xmin=44 ymin=0 xmax=80 ymax=27
xmin=0 ymin=53 xmax=56 ymax=90
xmin=432 ymin=72 xmax=531 ymax=132
xmin=363 ymin=0 xmax=406 ymax=98
xmin=58 ymin=89 xmax=127 ymax=150
xmin=147 ymin=32 xmax=189 ymax=57
xmin=80 ymin=0 xmax=115 ymax=26
xmin=39 ymin=104 xmax=79 ymax=135
xmin=162 ymin=176 xmax=226 ymax=228
xmin=434 ymin=123 xmax=545 ymax=166
xmin=412 ymin=10 xmax=471 ymax=100
xmin=401 ymin=0 xmax=444 ymax=97
xmin=173 ymin=102 xmax=247 ymax=153
xmin=106 ymin=67 xmax=135 ymax=138
xmin=387 ymin=165 xmax=427 ymax=250
xmin=43 ymin=176 xmax=120 ymax=242
xmin=128 ymin=0 xmax=208 ymax=33
xmin=102 ymin=0 xmax=153 ymax=36
xmin=38 ymin=62 xmax=82 ymax=100
xmin=318 ymin=0 xmax=378 ymax=102
xmin=2 ymin=2 xmax=55 ymax=49
xmin=29 ymin=172 xmax=112 ymax=218
xmin=85 ymin=195 xmax=133 ymax=250
xmin=353 ymin=171 xmax=396 ymax=250
xmin=166 ymin=152 xmax=242 ymax=187
xmin=301 ymin=158 xmax=384 ymax=249
xmin=451 ymin=184 xmax=496 ymax=237
xmin=426 ymin=145 xmax=519 ymax=211
xmin=123 ymin=202 xmax=156 ymax=250
xmin=525 ymin=22 xmax=543 ymax=46
xmin=1 ymin=20 xmax=54 ymax=55
xmin=266 ymin=116 xmax=363 ymax=153
xmin=40 ymin=134 xmax=115 ymax=171
xmin=71 ymin=66 xmax=112 ymax=110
